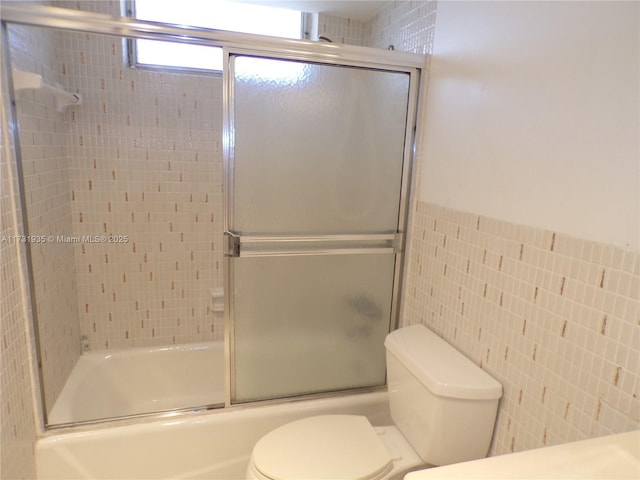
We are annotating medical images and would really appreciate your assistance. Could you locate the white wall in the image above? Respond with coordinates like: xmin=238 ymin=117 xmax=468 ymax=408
xmin=419 ymin=1 xmax=639 ymax=250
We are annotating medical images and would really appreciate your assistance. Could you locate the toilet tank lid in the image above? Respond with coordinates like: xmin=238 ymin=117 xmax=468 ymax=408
xmin=385 ymin=325 xmax=503 ymax=400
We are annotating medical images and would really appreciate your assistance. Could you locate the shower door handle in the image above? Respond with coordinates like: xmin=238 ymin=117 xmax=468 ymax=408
xmin=224 ymin=231 xmax=241 ymax=257
xmin=223 ymin=231 xmax=404 ymax=258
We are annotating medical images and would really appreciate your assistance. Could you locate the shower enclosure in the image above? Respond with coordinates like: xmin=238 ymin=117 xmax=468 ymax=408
xmin=226 ymin=55 xmax=415 ymax=404
xmin=1 ymin=3 xmax=423 ymax=428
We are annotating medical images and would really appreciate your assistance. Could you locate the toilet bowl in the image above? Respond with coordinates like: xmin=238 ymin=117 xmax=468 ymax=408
xmin=246 ymin=325 xmax=503 ymax=480
xmin=246 ymin=415 xmax=423 ymax=480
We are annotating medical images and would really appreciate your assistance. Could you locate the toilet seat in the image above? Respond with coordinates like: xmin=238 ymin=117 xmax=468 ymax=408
xmin=250 ymin=415 xmax=393 ymax=480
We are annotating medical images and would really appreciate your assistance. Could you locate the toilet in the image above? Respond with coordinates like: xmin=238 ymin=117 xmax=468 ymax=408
xmin=246 ymin=324 xmax=503 ymax=480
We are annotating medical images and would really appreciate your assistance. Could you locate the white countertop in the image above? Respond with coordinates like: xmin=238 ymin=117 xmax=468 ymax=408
xmin=405 ymin=430 xmax=639 ymax=479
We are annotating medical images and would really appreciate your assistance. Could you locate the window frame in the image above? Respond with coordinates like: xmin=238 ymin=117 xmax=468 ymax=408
xmin=122 ymin=0 xmax=309 ymax=75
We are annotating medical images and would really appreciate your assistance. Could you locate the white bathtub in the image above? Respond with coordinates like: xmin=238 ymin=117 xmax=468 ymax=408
xmin=37 ymin=391 xmax=392 ymax=479
xmin=48 ymin=342 xmax=225 ymax=425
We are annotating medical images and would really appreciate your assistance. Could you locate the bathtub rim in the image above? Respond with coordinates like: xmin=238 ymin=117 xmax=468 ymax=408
xmin=41 ymin=384 xmax=389 ymax=435
xmin=78 ymin=340 xmax=223 ymax=360
xmin=45 ymin=340 xmax=388 ymax=432
xmin=36 ymin=390 xmax=392 ymax=480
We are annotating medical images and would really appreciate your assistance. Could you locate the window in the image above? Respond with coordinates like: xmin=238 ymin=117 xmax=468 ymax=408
xmin=127 ymin=0 xmax=304 ymax=73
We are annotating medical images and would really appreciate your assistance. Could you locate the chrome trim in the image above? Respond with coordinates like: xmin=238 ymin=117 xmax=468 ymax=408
xmin=231 ymin=233 xmax=397 ymax=243
xmin=222 ymin=48 xmax=234 ymax=409
xmin=393 ymin=232 xmax=406 ymax=254
xmin=0 ymin=4 xmax=425 ymax=69
xmin=226 ymin=384 xmax=388 ymax=408
xmin=389 ymin=68 xmax=422 ymax=332
xmin=44 ymin=403 xmax=225 ymax=431
xmin=223 ymin=231 xmax=241 ymax=257
xmin=236 ymin=248 xmax=396 ymax=257
xmin=223 ymin=232 xmax=402 ymax=258
xmin=1 ymin=22 xmax=48 ymax=430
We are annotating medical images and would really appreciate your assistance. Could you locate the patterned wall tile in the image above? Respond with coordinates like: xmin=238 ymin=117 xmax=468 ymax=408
xmin=63 ymin=1 xmax=225 ymax=350
xmin=403 ymin=202 xmax=639 ymax=454
xmin=1 ymin=33 xmax=38 ymax=479
xmin=63 ymin=27 xmax=226 ymax=348
xmin=317 ymin=13 xmax=368 ymax=45
xmin=8 ymin=18 xmax=81 ymax=415
xmin=366 ymin=0 xmax=437 ymax=54
xmin=9 ymin=0 xmax=227 ymax=353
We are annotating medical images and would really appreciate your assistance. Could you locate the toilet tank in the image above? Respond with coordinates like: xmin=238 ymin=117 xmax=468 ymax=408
xmin=384 ymin=325 xmax=502 ymax=467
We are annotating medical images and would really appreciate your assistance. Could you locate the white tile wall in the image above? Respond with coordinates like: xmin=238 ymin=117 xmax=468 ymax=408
xmin=0 ymin=150 xmax=38 ymax=480
xmin=7 ymin=0 xmax=227 ymax=352
xmin=39 ymin=1 xmax=439 ymax=353
xmin=8 ymin=18 xmax=82 ymax=416
xmin=403 ymin=202 xmax=639 ymax=454
xmin=317 ymin=13 xmax=368 ymax=45
xmin=366 ymin=0 xmax=437 ymax=53
xmin=317 ymin=1 xmax=437 ymax=53
xmin=1 ymin=31 xmax=38 ymax=480
xmin=59 ymin=26 xmax=225 ymax=349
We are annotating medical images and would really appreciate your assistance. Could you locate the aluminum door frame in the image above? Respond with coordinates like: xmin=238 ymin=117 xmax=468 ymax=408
xmin=222 ymin=47 xmax=421 ymax=407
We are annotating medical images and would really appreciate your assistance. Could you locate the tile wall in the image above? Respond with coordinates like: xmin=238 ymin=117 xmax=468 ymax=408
xmin=366 ymin=0 xmax=639 ymax=455
xmin=6 ymin=0 xmax=226 ymax=353
xmin=373 ymin=0 xmax=640 ymax=456
xmin=0 ymin=126 xmax=38 ymax=480
xmin=7 ymin=1 xmax=438 ymax=361
xmin=316 ymin=13 xmax=368 ymax=45
xmin=0 ymin=33 xmax=38 ymax=480
xmin=403 ymin=203 xmax=639 ymax=454
xmin=8 ymin=17 xmax=81 ymax=416
xmin=58 ymin=0 xmax=225 ymax=350
xmin=64 ymin=42 xmax=223 ymax=350
xmin=317 ymin=1 xmax=438 ymax=53
xmin=28 ymin=0 xmax=439 ymax=353
xmin=366 ymin=0 xmax=437 ymax=54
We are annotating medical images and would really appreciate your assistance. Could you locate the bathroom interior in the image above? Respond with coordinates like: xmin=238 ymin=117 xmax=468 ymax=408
xmin=0 ymin=0 xmax=638 ymax=479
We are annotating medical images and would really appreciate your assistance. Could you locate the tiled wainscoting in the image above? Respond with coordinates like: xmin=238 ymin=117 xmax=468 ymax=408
xmin=403 ymin=202 xmax=639 ymax=455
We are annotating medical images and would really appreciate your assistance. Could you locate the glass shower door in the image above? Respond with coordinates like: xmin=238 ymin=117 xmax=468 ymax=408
xmin=226 ymin=55 xmax=414 ymax=404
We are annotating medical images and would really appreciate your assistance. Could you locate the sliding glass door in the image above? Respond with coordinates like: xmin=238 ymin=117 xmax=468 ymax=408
xmin=225 ymin=54 xmax=417 ymax=404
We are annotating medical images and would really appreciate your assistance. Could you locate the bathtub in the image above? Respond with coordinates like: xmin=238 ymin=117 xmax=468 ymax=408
xmin=37 ymin=390 xmax=392 ymax=479
xmin=48 ymin=341 xmax=225 ymax=425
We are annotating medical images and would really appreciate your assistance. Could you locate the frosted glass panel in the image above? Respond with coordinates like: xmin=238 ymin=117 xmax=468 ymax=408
xmin=232 ymin=254 xmax=395 ymax=403
xmin=228 ymin=55 xmax=414 ymax=404
xmin=233 ymin=56 xmax=410 ymax=234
